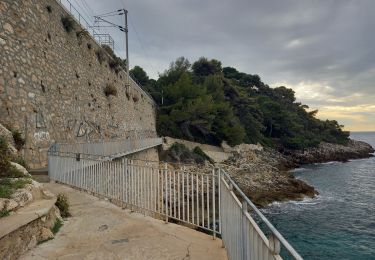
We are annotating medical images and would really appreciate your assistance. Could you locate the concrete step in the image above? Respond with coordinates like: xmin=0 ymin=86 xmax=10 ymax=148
xmin=32 ymin=175 xmax=50 ymax=183
xmin=29 ymin=167 xmax=49 ymax=183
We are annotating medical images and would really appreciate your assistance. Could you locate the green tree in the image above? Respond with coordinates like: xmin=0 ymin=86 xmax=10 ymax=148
xmin=130 ymin=66 xmax=149 ymax=86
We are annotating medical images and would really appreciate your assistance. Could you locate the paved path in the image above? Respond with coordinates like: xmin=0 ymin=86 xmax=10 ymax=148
xmin=21 ymin=183 xmax=227 ymax=260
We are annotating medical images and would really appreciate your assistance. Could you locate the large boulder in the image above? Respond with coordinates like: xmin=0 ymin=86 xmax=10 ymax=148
xmin=10 ymin=162 xmax=30 ymax=177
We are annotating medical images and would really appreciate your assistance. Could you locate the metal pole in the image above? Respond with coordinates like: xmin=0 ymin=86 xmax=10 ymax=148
xmin=124 ymin=9 xmax=130 ymax=86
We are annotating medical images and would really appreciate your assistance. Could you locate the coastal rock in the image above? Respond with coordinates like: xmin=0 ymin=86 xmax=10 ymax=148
xmin=220 ymin=148 xmax=317 ymax=207
xmin=286 ymin=139 xmax=375 ymax=166
xmin=5 ymin=199 xmax=19 ymax=211
xmin=0 ymin=123 xmax=17 ymax=155
xmin=39 ymin=227 xmax=54 ymax=241
xmin=162 ymin=138 xmax=373 ymax=207
xmin=10 ymin=162 xmax=30 ymax=176
xmin=10 ymin=189 xmax=33 ymax=207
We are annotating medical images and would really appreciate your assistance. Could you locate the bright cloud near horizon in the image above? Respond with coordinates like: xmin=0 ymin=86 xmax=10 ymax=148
xmin=76 ymin=0 xmax=375 ymax=131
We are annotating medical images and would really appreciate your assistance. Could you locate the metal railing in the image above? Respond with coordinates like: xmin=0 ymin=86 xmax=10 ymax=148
xmin=48 ymin=155 xmax=219 ymax=234
xmin=48 ymin=138 xmax=162 ymax=160
xmin=55 ymin=0 xmax=156 ymax=106
xmin=220 ymin=169 xmax=303 ymax=260
xmin=48 ymin=146 xmax=303 ymax=260
xmin=93 ymin=33 xmax=115 ymax=50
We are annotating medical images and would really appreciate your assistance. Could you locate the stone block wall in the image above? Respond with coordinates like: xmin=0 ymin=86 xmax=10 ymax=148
xmin=0 ymin=0 xmax=158 ymax=168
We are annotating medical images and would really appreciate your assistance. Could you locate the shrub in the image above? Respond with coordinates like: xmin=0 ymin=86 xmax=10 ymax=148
xmin=56 ymin=193 xmax=71 ymax=218
xmin=51 ymin=218 xmax=63 ymax=234
xmin=95 ymin=49 xmax=106 ymax=64
xmin=61 ymin=16 xmax=75 ymax=33
xmin=0 ymin=178 xmax=31 ymax=198
xmin=161 ymin=143 xmax=211 ymax=164
xmin=108 ymin=59 xmax=119 ymax=69
xmin=46 ymin=5 xmax=52 ymax=13
xmin=11 ymin=129 xmax=25 ymax=150
xmin=0 ymin=209 xmax=10 ymax=218
xmin=7 ymin=166 xmax=25 ymax=178
xmin=102 ymin=44 xmax=126 ymax=71
xmin=132 ymin=95 xmax=139 ymax=102
xmin=104 ymin=84 xmax=117 ymax=97
xmin=0 ymin=136 xmax=11 ymax=177
xmin=12 ymin=156 xmax=29 ymax=170
xmin=0 ymin=182 xmax=12 ymax=198
xmin=76 ymin=29 xmax=89 ymax=45
xmin=193 ymin=146 xmax=214 ymax=164
xmin=76 ymin=29 xmax=89 ymax=39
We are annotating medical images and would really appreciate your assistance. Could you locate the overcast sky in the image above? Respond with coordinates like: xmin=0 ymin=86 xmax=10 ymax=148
xmin=73 ymin=0 xmax=375 ymax=131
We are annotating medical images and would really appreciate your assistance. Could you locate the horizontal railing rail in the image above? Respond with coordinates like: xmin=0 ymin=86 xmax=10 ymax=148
xmin=48 ymin=138 xmax=163 ymax=160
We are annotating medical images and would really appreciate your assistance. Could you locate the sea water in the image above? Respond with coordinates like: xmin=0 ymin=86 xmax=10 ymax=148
xmin=262 ymin=132 xmax=375 ymax=259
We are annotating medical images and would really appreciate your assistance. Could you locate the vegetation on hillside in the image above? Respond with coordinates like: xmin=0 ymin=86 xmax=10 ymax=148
xmin=131 ymin=57 xmax=349 ymax=150
xmin=160 ymin=143 xmax=213 ymax=164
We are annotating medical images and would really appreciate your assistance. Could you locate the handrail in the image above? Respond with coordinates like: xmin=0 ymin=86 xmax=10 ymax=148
xmin=48 ymin=138 xmax=163 ymax=160
xmin=220 ymin=169 xmax=303 ymax=260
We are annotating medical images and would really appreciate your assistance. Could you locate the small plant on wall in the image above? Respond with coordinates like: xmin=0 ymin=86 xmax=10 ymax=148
xmin=61 ymin=16 xmax=75 ymax=33
xmin=76 ymin=29 xmax=90 ymax=45
xmin=46 ymin=5 xmax=52 ymax=13
xmin=95 ymin=49 xmax=106 ymax=64
xmin=104 ymin=84 xmax=117 ymax=97
xmin=11 ymin=130 xmax=25 ymax=150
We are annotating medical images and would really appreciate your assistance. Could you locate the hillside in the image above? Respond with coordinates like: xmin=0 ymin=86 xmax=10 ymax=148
xmin=131 ymin=57 xmax=349 ymax=150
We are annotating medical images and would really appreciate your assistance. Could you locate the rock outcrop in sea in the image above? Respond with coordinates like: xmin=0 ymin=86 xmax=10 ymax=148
xmin=284 ymin=140 xmax=375 ymax=167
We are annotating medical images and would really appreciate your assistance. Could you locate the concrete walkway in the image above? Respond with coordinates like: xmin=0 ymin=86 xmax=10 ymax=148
xmin=21 ymin=183 xmax=227 ymax=260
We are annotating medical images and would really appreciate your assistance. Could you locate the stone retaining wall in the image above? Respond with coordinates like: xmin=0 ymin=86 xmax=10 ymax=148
xmin=0 ymin=0 xmax=158 ymax=168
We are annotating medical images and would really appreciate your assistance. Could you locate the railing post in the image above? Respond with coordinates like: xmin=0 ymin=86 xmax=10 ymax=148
xmin=217 ymin=168 xmax=221 ymax=232
xmin=218 ymin=168 xmax=224 ymax=248
xmin=122 ymin=158 xmax=128 ymax=209
xmin=242 ymin=200 xmax=248 ymax=260
xmin=212 ymin=168 xmax=216 ymax=240
xmin=164 ymin=162 xmax=168 ymax=223
xmin=269 ymin=234 xmax=281 ymax=255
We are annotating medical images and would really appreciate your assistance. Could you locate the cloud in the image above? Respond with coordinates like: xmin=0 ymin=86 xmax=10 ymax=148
xmin=78 ymin=0 xmax=375 ymax=130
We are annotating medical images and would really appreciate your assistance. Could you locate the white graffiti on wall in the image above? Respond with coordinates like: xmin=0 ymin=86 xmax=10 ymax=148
xmin=34 ymin=131 xmax=50 ymax=141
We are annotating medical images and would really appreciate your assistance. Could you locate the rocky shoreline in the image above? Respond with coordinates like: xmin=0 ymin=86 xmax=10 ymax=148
xmin=161 ymin=138 xmax=374 ymax=207
xmin=284 ymin=139 xmax=375 ymax=167
xmin=220 ymin=139 xmax=374 ymax=207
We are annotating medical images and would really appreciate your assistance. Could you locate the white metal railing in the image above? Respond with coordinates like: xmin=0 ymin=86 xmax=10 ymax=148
xmin=48 ymin=138 xmax=162 ymax=160
xmin=48 ymin=155 xmax=219 ymax=234
xmin=48 ymin=148 xmax=303 ymax=260
xmin=219 ymin=169 xmax=303 ymax=260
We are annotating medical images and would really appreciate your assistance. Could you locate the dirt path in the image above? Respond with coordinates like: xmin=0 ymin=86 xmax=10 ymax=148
xmin=20 ymin=183 xmax=227 ymax=260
